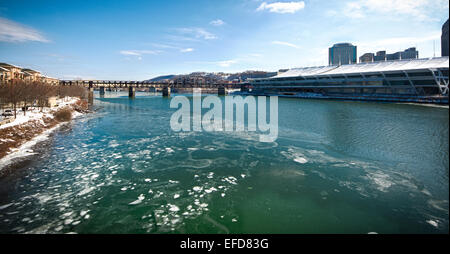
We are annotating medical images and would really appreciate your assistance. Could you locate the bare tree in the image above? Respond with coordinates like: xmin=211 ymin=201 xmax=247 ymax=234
xmin=2 ymin=79 xmax=27 ymax=119
xmin=35 ymin=82 xmax=56 ymax=112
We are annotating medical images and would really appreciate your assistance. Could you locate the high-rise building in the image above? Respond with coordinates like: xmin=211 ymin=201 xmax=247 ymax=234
xmin=359 ymin=53 xmax=374 ymax=63
xmin=442 ymin=18 xmax=449 ymax=57
xmin=329 ymin=43 xmax=357 ymax=66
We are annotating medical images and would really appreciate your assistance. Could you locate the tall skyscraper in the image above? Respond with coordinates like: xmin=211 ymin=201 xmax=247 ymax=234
xmin=329 ymin=43 xmax=357 ymax=66
xmin=442 ymin=18 xmax=449 ymax=57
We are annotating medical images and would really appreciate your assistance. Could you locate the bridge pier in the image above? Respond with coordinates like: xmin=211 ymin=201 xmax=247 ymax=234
xmin=88 ymin=88 xmax=94 ymax=105
xmin=240 ymin=83 xmax=249 ymax=93
xmin=162 ymin=87 xmax=171 ymax=97
xmin=99 ymin=86 xmax=105 ymax=96
xmin=129 ymin=87 xmax=135 ymax=98
xmin=218 ymin=86 xmax=228 ymax=95
xmin=149 ymin=87 xmax=156 ymax=93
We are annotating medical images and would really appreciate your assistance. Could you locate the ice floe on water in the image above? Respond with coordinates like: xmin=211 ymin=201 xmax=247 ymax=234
xmin=293 ymin=157 xmax=308 ymax=164
xmin=365 ymin=171 xmax=394 ymax=192
xmin=426 ymin=220 xmax=439 ymax=228
xmin=129 ymin=194 xmax=145 ymax=205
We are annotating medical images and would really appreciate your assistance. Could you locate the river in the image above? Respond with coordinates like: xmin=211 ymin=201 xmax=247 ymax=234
xmin=0 ymin=92 xmax=448 ymax=233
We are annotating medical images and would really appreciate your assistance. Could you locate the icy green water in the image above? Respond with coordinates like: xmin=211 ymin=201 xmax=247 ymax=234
xmin=0 ymin=92 xmax=448 ymax=234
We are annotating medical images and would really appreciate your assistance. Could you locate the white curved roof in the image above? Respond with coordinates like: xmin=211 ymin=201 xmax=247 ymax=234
xmin=273 ymin=57 xmax=449 ymax=79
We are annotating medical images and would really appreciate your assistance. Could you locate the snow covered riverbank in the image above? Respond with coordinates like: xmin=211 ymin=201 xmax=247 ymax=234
xmin=0 ymin=97 xmax=89 ymax=172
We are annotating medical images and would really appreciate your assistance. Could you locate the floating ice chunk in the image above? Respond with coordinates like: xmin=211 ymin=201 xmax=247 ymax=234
xmin=129 ymin=194 xmax=145 ymax=205
xmin=231 ymin=218 xmax=237 ymax=222
xmin=294 ymin=157 xmax=308 ymax=164
xmin=222 ymin=176 xmax=238 ymax=185
xmin=0 ymin=203 xmax=13 ymax=210
xmin=64 ymin=219 xmax=73 ymax=225
xmin=77 ymin=187 xmax=95 ymax=196
xmin=193 ymin=186 xmax=202 ymax=192
xmin=168 ymin=204 xmax=180 ymax=212
xmin=241 ymin=174 xmax=246 ymax=178
xmin=204 ymin=187 xmax=218 ymax=194
xmin=80 ymin=210 xmax=89 ymax=217
xmin=221 ymin=193 xmax=226 ymax=197
xmin=145 ymin=178 xmax=152 ymax=182
xmin=165 ymin=148 xmax=174 ymax=153
xmin=174 ymin=194 xmax=180 ymax=199
xmin=121 ymin=187 xmax=127 ymax=191
xmin=426 ymin=220 xmax=439 ymax=228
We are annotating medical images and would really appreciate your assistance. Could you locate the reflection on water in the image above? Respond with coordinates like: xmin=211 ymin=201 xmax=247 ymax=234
xmin=0 ymin=92 xmax=448 ymax=234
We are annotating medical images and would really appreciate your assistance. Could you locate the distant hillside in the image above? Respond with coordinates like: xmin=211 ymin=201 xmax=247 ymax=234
xmin=225 ymin=71 xmax=277 ymax=81
xmin=144 ymin=71 xmax=277 ymax=82
xmin=145 ymin=75 xmax=176 ymax=82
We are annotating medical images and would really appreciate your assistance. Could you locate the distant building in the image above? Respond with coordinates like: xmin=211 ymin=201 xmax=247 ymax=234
xmin=359 ymin=53 xmax=374 ymax=63
xmin=0 ymin=63 xmax=24 ymax=82
xmin=360 ymin=48 xmax=418 ymax=63
xmin=329 ymin=43 xmax=357 ymax=66
xmin=0 ymin=66 xmax=9 ymax=82
xmin=278 ymin=69 xmax=289 ymax=75
xmin=0 ymin=62 xmax=59 ymax=84
xmin=442 ymin=18 xmax=449 ymax=57
xmin=22 ymin=68 xmax=42 ymax=82
xmin=387 ymin=47 xmax=419 ymax=60
xmin=374 ymin=51 xmax=387 ymax=62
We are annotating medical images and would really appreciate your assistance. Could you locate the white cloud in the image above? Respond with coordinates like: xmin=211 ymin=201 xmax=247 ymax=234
xmin=187 ymin=59 xmax=238 ymax=68
xmin=256 ymin=1 xmax=305 ymax=14
xmin=119 ymin=50 xmax=161 ymax=56
xmin=272 ymin=40 xmax=301 ymax=49
xmin=0 ymin=17 xmax=49 ymax=43
xmin=338 ymin=0 xmax=448 ymax=20
xmin=176 ymin=27 xmax=217 ymax=40
xmin=180 ymin=48 xmax=194 ymax=53
xmin=217 ymin=60 xmax=237 ymax=67
xmin=210 ymin=19 xmax=225 ymax=26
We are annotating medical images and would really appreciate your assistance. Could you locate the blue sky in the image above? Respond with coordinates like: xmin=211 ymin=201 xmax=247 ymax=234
xmin=0 ymin=0 xmax=448 ymax=80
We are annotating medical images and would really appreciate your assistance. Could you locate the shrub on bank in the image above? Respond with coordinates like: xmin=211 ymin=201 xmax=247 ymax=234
xmin=53 ymin=108 xmax=72 ymax=122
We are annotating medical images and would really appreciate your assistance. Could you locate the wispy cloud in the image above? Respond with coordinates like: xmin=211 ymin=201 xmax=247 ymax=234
xmin=0 ymin=17 xmax=49 ymax=43
xmin=333 ymin=0 xmax=448 ymax=21
xmin=256 ymin=1 xmax=305 ymax=14
xmin=119 ymin=50 xmax=161 ymax=56
xmin=180 ymin=48 xmax=194 ymax=53
xmin=151 ymin=43 xmax=195 ymax=53
xmin=272 ymin=41 xmax=301 ymax=49
xmin=217 ymin=60 xmax=237 ymax=67
xmin=176 ymin=27 xmax=217 ymax=40
xmin=187 ymin=59 xmax=238 ymax=68
xmin=210 ymin=19 xmax=225 ymax=26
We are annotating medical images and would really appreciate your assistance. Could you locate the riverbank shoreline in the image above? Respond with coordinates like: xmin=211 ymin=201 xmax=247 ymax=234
xmin=0 ymin=98 xmax=89 ymax=173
